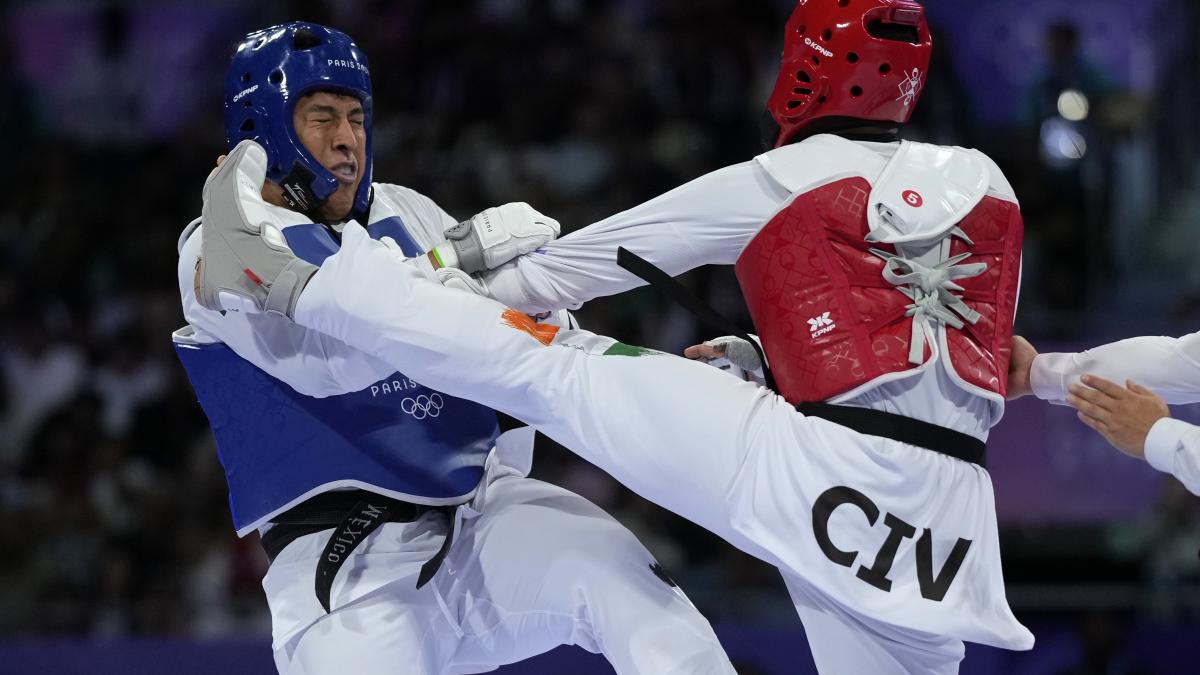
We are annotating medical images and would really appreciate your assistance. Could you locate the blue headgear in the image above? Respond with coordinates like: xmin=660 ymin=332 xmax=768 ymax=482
xmin=224 ymin=22 xmax=373 ymax=223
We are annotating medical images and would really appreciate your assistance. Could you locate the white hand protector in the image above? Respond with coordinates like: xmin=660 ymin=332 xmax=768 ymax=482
xmin=433 ymin=202 xmax=561 ymax=274
xmin=701 ymin=336 xmax=766 ymax=384
xmin=437 ymin=266 xmax=491 ymax=297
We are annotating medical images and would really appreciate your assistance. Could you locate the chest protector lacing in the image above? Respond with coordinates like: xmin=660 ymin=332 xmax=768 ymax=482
xmin=869 ymin=227 xmax=988 ymax=365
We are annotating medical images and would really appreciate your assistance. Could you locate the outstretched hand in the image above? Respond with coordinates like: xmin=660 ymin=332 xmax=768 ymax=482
xmin=684 ymin=336 xmax=764 ymax=384
xmin=1066 ymin=375 xmax=1171 ymax=459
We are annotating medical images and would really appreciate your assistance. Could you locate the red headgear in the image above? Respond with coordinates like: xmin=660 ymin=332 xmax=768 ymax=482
xmin=766 ymin=0 xmax=933 ymax=147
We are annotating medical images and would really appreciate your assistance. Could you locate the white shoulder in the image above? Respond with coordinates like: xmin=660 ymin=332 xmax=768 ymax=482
xmin=969 ymin=149 xmax=1018 ymax=205
xmin=175 ymin=220 xmax=223 ymax=345
xmin=753 ymin=134 xmax=887 ymax=194
xmin=373 ymin=182 xmax=434 ymax=207
xmin=177 ymin=218 xmax=201 ymax=295
xmin=178 ymin=217 xmax=201 ymax=254
xmin=372 ymin=183 xmax=452 ymax=219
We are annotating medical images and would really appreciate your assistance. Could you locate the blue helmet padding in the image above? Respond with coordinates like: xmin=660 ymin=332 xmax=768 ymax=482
xmin=224 ymin=22 xmax=373 ymax=221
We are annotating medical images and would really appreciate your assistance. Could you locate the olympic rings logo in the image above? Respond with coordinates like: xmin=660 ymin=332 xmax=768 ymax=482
xmin=401 ymin=393 xmax=444 ymax=420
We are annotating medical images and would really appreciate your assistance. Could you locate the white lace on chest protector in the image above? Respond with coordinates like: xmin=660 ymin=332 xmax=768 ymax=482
xmin=866 ymin=141 xmax=991 ymax=365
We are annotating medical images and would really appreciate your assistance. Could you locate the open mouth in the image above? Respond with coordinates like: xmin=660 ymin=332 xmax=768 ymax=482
xmin=330 ymin=161 xmax=358 ymax=184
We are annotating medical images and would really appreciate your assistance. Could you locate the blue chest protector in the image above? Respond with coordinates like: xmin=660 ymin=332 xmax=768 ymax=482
xmin=175 ymin=217 xmax=498 ymax=535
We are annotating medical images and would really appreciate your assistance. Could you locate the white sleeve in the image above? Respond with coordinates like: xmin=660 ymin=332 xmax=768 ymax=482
xmin=1144 ymin=418 xmax=1200 ymax=495
xmin=178 ymin=222 xmax=397 ymax=398
xmin=1029 ymin=332 xmax=1200 ymax=405
xmin=481 ymin=160 xmax=790 ymax=314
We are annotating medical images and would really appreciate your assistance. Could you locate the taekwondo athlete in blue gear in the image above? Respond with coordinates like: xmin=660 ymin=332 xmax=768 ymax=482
xmin=224 ymin=23 xmax=375 ymax=224
xmin=173 ymin=22 xmax=735 ymax=675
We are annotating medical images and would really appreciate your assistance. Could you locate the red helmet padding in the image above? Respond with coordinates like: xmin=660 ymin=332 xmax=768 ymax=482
xmin=767 ymin=0 xmax=933 ymax=147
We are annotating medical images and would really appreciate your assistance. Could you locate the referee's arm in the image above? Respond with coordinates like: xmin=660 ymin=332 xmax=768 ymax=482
xmin=1144 ymin=417 xmax=1200 ymax=495
xmin=1030 ymin=331 xmax=1200 ymax=405
xmin=1020 ymin=331 xmax=1200 ymax=495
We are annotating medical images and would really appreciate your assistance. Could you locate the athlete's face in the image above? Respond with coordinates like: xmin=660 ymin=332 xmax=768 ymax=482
xmin=292 ymin=91 xmax=366 ymax=222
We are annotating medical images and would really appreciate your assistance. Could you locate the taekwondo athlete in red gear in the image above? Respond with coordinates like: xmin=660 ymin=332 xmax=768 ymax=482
xmin=174 ymin=22 xmax=735 ymax=675
xmin=195 ymin=3 xmax=1035 ymax=673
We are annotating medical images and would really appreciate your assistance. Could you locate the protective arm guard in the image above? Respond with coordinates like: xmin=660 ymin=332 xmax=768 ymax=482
xmin=198 ymin=140 xmax=318 ymax=320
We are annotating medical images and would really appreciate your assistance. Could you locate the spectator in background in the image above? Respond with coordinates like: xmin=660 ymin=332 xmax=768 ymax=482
xmin=1025 ymin=22 xmax=1112 ymax=129
xmin=1020 ymin=21 xmax=1115 ymax=324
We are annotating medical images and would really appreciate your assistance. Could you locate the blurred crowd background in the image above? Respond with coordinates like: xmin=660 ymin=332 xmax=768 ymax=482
xmin=2 ymin=0 xmax=1199 ymax=672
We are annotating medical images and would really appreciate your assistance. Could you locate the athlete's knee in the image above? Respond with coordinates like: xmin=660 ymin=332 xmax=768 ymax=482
xmin=529 ymin=520 xmax=656 ymax=589
xmin=551 ymin=526 xmax=642 ymax=572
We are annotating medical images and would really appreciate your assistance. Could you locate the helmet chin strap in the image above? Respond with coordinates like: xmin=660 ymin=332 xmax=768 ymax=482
xmin=277 ymin=165 xmax=375 ymax=227
xmin=278 ymin=164 xmax=335 ymax=225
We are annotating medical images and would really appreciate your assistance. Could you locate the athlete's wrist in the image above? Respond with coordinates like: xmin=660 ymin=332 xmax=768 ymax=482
xmin=429 ymin=243 xmax=457 ymax=270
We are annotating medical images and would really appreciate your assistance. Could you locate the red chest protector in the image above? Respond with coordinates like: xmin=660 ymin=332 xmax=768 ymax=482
xmin=735 ymin=176 xmax=1023 ymax=405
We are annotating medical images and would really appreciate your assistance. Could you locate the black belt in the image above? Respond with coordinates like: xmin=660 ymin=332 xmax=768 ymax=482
xmin=260 ymin=490 xmax=459 ymax=613
xmin=796 ymin=402 xmax=987 ymax=468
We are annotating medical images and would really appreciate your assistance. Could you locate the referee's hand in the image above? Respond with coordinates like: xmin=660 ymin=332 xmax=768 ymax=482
xmin=1067 ymin=375 xmax=1170 ymax=460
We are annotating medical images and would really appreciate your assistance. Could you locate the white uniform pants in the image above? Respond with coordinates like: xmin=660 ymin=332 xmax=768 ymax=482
xmin=265 ymin=450 xmax=733 ymax=674
xmin=291 ymin=224 xmax=1035 ymax=673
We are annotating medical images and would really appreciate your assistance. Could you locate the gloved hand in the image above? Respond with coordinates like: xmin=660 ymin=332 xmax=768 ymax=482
xmin=431 ymin=202 xmax=560 ymax=274
xmin=683 ymin=335 xmax=765 ymax=384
